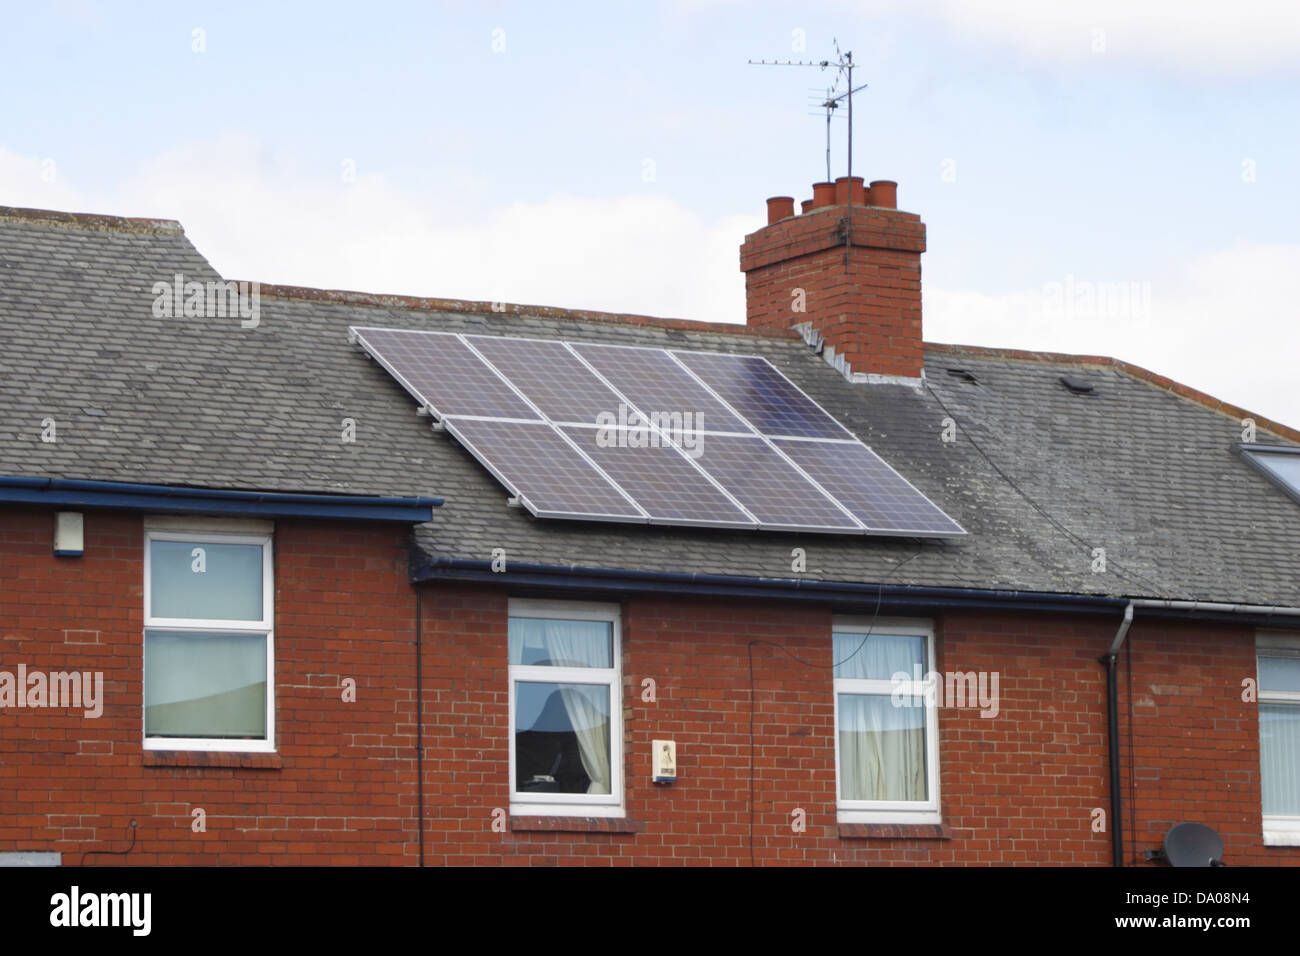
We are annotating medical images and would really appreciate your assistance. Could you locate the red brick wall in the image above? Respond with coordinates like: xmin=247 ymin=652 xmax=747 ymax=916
xmin=421 ymin=590 xmax=1296 ymax=866
xmin=1119 ymin=618 xmax=1284 ymax=866
xmin=1 ymin=504 xmax=1294 ymax=865
xmin=0 ymin=505 xmax=418 ymax=865
xmin=740 ymin=205 xmax=926 ymax=380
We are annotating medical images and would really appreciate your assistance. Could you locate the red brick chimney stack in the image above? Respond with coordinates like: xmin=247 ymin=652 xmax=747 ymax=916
xmin=740 ymin=177 xmax=926 ymax=383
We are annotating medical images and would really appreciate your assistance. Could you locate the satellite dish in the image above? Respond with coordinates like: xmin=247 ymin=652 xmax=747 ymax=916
xmin=1163 ymin=822 xmax=1225 ymax=867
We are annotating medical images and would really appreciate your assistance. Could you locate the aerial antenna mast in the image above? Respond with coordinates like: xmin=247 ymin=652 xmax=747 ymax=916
xmin=748 ymin=38 xmax=867 ymax=186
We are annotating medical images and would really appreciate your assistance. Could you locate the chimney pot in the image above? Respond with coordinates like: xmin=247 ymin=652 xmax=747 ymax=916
xmin=765 ymin=196 xmax=795 ymax=224
xmin=800 ymin=199 xmax=813 ymax=214
xmin=868 ymin=180 xmax=898 ymax=208
xmin=811 ymin=182 xmax=836 ymax=209
xmin=835 ymin=176 xmax=866 ymax=206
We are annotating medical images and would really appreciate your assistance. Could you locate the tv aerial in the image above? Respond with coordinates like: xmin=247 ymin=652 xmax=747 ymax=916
xmin=749 ymin=38 xmax=868 ymax=185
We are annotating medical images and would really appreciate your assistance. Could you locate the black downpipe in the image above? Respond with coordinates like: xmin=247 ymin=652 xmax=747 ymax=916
xmin=1101 ymin=650 xmax=1123 ymax=867
xmin=416 ymin=587 xmax=425 ymax=867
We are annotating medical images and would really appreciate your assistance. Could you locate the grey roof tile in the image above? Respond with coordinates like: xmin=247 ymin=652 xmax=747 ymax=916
xmin=2 ymin=207 xmax=1298 ymax=605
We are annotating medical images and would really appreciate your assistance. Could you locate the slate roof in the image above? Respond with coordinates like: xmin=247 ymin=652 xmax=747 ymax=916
xmin=2 ymin=205 xmax=1299 ymax=606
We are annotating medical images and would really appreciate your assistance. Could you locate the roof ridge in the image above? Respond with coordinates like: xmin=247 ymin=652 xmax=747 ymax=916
xmin=253 ymin=282 xmax=772 ymax=338
xmin=929 ymin=341 xmax=1300 ymax=443
xmin=0 ymin=204 xmax=184 ymax=235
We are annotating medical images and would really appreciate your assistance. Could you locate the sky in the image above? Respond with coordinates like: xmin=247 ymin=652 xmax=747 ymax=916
xmin=2 ymin=0 xmax=1297 ymax=426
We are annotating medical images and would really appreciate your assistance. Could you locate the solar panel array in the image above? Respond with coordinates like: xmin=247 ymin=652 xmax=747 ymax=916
xmin=351 ymin=327 xmax=965 ymax=537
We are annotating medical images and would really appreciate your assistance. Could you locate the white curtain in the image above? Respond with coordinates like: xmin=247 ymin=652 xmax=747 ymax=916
xmin=839 ymin=695 xmax=926 ymax=801
xmin=833 ymin=633 xmax=922 ymax=680
xmin=835 ymin=633 xmax=926 ymax=801
xmin=558 ymin=685 xmax=612 ymax=794
xmin=510 ymin=617 xmax=611 ymax=668
xmin=510 ymin=618 xmax=612 ymax=794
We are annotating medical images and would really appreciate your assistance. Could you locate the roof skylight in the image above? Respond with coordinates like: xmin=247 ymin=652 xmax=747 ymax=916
xmin=1241 ymin=445 xmax=1300 ymax=504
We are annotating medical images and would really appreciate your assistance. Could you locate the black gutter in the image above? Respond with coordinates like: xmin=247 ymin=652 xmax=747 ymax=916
xmin=0 ymin=476 xmax=442 ymax=523
xmin=412 ymin=556 xmax=1131 ymax=615
xmin=413 ymin=556 xmax=1300 ymax=625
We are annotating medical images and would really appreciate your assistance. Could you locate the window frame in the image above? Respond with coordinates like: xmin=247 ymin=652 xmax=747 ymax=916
xmin=142 ymin=528 xmax=275 ymax=753
xmin=507 ymin=597 xmax=623 ymax=818
xmin=1238 ymin=443 xmax=1300 ymax=506
xmin=832 ymin=617 xmax=941 ymax=825
xmin=1257 ymin=631 xmax=1300 ymax=845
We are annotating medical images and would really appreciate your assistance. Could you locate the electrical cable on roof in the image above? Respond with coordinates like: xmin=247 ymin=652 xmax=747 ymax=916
xmin=922 ymin=381 xmax=1170 ymax=599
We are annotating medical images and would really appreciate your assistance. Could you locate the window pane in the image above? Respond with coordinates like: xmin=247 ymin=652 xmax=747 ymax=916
xmin=509 ymin=617 xmax=612 ymax=668
xmin=150 ymin=540 xmax=263 ymax=621
xmin=838 ymin=693 xmax=927 ymax=801
xmin=1260 ymin=702 xmax=1300 ymax=816
xmin=833 ymin=633 xmax=924 ymax=680
xmin=515 ymin=681 xmax=611 ymax=795
xmin=145 ymin=630 xmax=267 ymax=738
xmin=1259 ymin=656 xmax=1300 ymax=694
xmin=1248 ymin=450 xmax=1300 ymax=497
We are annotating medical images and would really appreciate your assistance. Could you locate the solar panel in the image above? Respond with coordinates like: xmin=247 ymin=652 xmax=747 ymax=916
xmin=351 ymin=326 xmax=965 ymax=537
xmin=774 ymin=439 xmax=966 ymax=536
xmin=571 ymin=343 xmax=753 ymax=434
xmin=690 ymin=434 xmax=862 ymax=533
xmin=561 ymin=426 xmax=756 ymax=528
xmin=467 ymin=335 xmax=624 ymax=425
xmin=444 ymin=418 xmax=644 ymax=521
xmin=353 ymin=328 xmax=539 ymax=420
xmin=672 ymin=351 xmax=853 ymax=440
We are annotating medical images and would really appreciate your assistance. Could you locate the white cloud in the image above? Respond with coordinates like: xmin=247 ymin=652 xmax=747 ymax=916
xmin=925 ymin=243 xmax=1300 ymax=428
xmin=873 ymin=0 xmax=1300 ymax=76
xmin=118 ymin=134 xmax=758 ymax=324
xmin=0 ymin=148 xmax=86 ymax=211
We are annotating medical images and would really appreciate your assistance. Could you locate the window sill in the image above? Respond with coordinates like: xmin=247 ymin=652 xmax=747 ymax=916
xmin=838 ymin=822 xmax=952 ymax=840
xmin=142 ymin=750 xmax=282 ymax=770
xmin=510 ymin=816 xmax=643 ymax=834
xmin=1263 ymin=828 xmax=1300 ymax=847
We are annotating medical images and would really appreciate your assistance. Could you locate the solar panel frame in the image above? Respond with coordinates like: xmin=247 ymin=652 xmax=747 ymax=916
xmin=443 ymin=417 xmax=648 ymax=523
xmin=350 ymin=327 xmax=541 ymax=421
xmin=465 ymin=334 xmax=630 ymax=426
xmin=670 ymin=349 xmax=855 ymax=440
xmin=773 ymin=438 xmax=968 ymax=537
xmin=688 ymin=433 xmax=865 ymax=534
xmin=560 ymin=425 xmax=758 ymax=529
xmin=351 ymin=326 xmax=966 ymax=538
xmin=570 ymin=342 xmax=757 ymax=436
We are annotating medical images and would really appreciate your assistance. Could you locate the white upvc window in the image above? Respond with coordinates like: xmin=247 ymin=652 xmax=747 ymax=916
xmin=143 ymin=525 xmax=275 ymax=753
xmin=1257 ymin=632 xmax=1300 ymax=846
xmin=832 ymin=618 xmax=941 ymax=824
xmin=508 ymin=598 xmax=623 ymax=817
